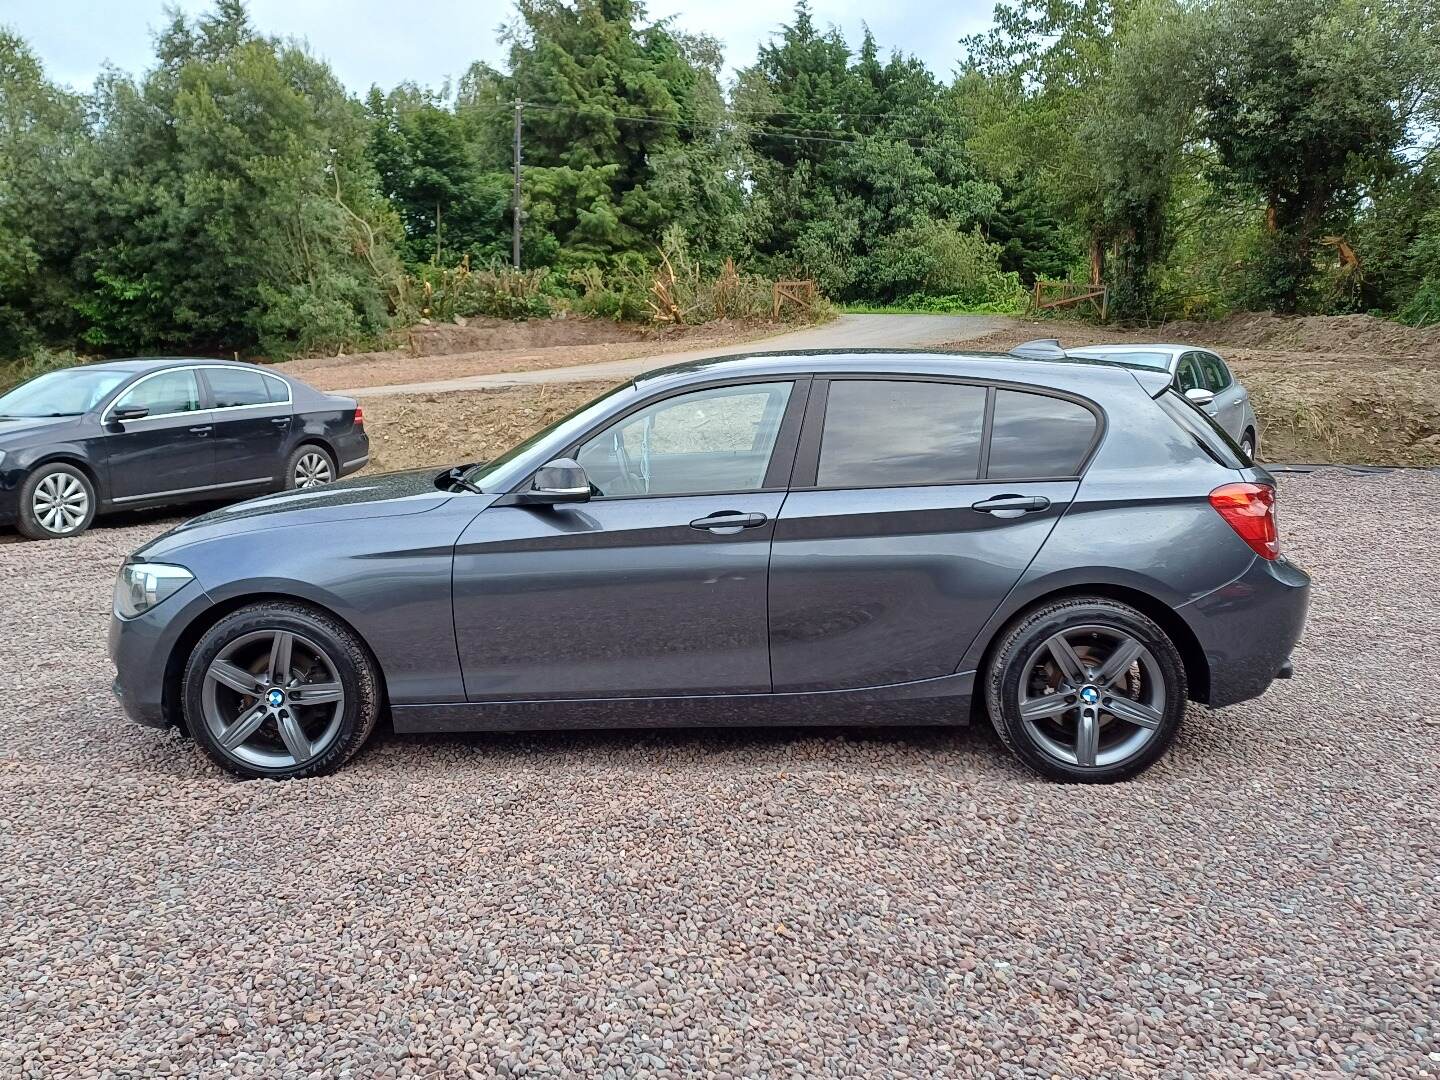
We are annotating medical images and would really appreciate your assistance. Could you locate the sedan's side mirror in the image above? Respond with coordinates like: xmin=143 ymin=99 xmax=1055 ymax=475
xmin=1183 ymin=388 xmax=1215 ymax=407
xmin=111 ymin=404 xmax=150 ymax=422
xmin=523 ymin=458 xmax=591 ymax=504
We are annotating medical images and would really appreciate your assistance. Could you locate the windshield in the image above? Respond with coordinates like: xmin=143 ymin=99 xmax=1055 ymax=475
xmin=1069 ymin=350 xmax=1173 ymax=371
xmin=0 ymin=368 xmax=129 ymax=418
xmin=462 ymin=382 xmax=636 ymax=491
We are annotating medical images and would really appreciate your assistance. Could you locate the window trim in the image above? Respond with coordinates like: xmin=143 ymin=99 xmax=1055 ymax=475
xmin=500 ymin=375 xmax=813 ymax=503
xmin=792 ymin=373 xmax=1106 ymax=491
xmin=101 ymin=364 xmax=292 ymax=424
xmin=198 ymin=366 xmax=293 ymax=412
xmin=100 ymin=366 xmax=206 ymax=425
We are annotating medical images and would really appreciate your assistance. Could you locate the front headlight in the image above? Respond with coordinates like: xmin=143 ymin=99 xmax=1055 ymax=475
xmin=114 ymin=561 xmax=194 ymax=619
xmin=0 ymin=449 xmax=8 ymax=467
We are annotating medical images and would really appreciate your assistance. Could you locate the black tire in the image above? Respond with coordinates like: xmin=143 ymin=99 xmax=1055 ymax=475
xmin=984 ymin=597 xmax=1187 ymax=783
xmin=16 ymin=462 xmax=97 ymax=540
xmin=1240 ymin=429 xmax=1257 ymax=461
xmin=182 ymin=601 xmax=381 ymax=780
xmin=284 ymin=443 xmax=336 ymax=490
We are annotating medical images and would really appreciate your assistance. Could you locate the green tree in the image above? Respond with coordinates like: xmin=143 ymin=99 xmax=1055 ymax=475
xmin=1200 ymin=0 xmax=1424 ymax=312
xmin=0 ymin=30 xmax=93 ymax=358
xmin=81 ymin=1 xmax=402 ymax=356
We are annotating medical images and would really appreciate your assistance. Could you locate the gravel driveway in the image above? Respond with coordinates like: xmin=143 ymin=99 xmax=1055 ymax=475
xmin=2 ymin=471 xmax=1437 ymax=1078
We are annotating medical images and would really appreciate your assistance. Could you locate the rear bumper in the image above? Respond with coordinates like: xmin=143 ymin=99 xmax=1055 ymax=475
xmin=1179 ymin=555 xmax=1310 ymax=708
xmin=334 ymin=431 xmax=370 ymax=477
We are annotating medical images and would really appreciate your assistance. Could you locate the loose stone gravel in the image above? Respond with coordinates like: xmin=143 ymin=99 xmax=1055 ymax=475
xmin=1 ymin=469 xmax=1437 ymax=1079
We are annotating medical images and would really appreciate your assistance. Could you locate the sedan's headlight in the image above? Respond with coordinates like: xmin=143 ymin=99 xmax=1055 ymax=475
xmin=114 ymin=561 xmax=194 ymax=619
xmin=0 ymin=449 xmax=8 ymax=467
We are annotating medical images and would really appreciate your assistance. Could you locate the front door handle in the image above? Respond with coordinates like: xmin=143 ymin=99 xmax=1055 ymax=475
xmin=971 ymin=494 xmax=1050 ymax=519
xmin=689 ymin=511 xmax=768 ymax=533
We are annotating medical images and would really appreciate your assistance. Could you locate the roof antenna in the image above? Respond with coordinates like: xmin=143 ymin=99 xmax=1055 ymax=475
xmin=1009 ymin=339 xmax=1067 ymax=360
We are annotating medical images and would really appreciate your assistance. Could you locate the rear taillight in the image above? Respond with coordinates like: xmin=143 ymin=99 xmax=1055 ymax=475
xmin=1209 ymin=482 xmax=1279 ymax=559
xmin=353 ymin=405 xmax=364 ymax=428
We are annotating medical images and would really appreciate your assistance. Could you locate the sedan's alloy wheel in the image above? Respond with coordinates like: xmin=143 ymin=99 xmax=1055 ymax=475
xmin=1017 ymin=625 xmax=1167 ymax=768
xmin=294 ymin=451 xmax=334 ymax=488
xmin=32 ymin=472 xmax=89 ymax=534
xmin=201 ymin=629 xmax=345 ymax=769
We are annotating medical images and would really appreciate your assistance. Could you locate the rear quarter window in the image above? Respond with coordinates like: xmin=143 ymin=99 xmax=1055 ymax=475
xmin=986 ymin=390 xmax=1098 ymax=479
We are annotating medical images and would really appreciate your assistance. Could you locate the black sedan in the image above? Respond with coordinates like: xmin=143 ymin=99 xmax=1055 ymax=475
xmin=0 ymin=358 xmax=368 ymax=540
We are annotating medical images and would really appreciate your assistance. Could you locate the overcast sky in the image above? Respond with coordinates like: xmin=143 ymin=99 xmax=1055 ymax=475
xmin=4 ymin=1 xmax=993 ymax=94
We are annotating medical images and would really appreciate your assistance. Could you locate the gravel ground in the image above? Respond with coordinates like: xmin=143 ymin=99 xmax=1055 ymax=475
xmin=1 ymin=470 xmax=1437 ymax=1078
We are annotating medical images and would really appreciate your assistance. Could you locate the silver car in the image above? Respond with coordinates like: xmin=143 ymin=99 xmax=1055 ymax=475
xmin=1066 ymin=345 xmax=1260 ymax=459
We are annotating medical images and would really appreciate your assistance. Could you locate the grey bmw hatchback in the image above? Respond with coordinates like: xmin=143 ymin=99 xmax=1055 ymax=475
xmin=109 ymin=348 xmax=1310 ymax=783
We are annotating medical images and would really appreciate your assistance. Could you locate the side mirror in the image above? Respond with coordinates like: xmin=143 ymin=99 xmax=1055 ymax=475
xmin=111 ymin=404 xmax=150 ymax=422
xmin=1183 ymin=388 xmax=1215 ymax=407
xmin=522 ymin=457 xmax=591 ymax=504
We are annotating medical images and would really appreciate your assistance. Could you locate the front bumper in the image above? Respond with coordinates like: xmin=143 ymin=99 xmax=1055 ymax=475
xmin=1179 ymin=554 xmax=1311 ymax=708
xmin=108 ymin=578 xmax=216 ymax=729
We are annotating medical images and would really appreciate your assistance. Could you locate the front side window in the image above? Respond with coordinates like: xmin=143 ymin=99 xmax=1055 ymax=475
xmin=114 ymin=370 xmax=201 ymax=416
xmin=1175 ymin=354 xmax=1205 ymax=393
xmin=1198 ymin=352 xmax=1232 ymax=391
xmin=576 ymin=381 xmax=793 ymax=497
xmin=987 ymin=390 xmax=1097 ymax=479
xmin=207 ymin=368 xmax=272 ymax=408
xmin=817 ymin=380 xmax=986 ymax=487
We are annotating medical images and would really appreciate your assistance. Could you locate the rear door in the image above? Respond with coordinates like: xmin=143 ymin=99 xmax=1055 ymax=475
xmin=453 ymin=379 xmax=806 ymax=701
xmin=103 ymin=368 xmax=216 ymax=503
xmin=768 ymin=378 xmax=1098 ymax=692
xmin=201 ymin=367 xmax=294 ymax=487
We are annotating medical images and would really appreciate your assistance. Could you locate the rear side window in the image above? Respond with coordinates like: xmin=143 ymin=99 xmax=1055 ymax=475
xmin=987 ymin=390 xmax=1097 ymax=479
xmin=207 ymin=368 xmax=271 ymax=408
xmin=264 ymin=374 xmax=291 ymax=403
xmin=818 ymin=380 xmax=986 ymax=487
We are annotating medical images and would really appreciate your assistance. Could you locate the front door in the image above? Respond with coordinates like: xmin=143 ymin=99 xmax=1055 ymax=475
xmin=452 ymin=379 xmax=805 ymax=701
xmin=1193 ymin=351 xmax=1247 ymax=441
xmin=200 ymin=367 xmax=293 ymax=487
xmin=768 ymin=379 xmax=1096 ymax=692
xmin=104 ymin=368 xmax=216 ymax=503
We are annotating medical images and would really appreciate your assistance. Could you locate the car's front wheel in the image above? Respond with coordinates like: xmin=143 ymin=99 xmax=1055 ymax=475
xmin=985 ymin=597 xmax=1188 ymax=783
xmin=16 ymin=462 xmax=97 ymax=540
xmin=182 ymin=602 xmax=381 ymax=779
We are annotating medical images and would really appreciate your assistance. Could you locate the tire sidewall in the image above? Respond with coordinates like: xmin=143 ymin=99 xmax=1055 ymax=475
xmin=986 ymin=598 xmax=1188 ymax=783
xmin=285 ymin=444 xmax=336 ymax=491
xmin=18 ymin=462 xmax=97 ymax=540
xmin=183 ymin=603 xmax=379 ymax=780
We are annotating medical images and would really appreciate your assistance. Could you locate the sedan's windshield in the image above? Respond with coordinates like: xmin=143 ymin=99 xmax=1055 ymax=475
xmin=0 ymin=368 xmax=129 ymax=418
xmin=462 ymin=382 xmax=635 ymax=491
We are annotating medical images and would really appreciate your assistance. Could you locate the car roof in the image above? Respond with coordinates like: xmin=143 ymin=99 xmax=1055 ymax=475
xmin=82 ymin=357 xmax=290 ymax=377
xmin=632 ymin=348 xmax=1155 ymax=391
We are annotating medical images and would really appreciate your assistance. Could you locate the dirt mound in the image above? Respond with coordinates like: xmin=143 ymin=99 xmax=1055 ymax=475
xmin=1163 ymin=312 xmax=1440 ymax=359
xmin=404 ymin=315 xmax=652 ymax=357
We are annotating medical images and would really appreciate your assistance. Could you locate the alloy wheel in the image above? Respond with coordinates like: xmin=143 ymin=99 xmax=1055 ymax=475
xmin=294 ymin=452 xmax=333 ymax=488
xmin=32 ymin=472 xmax=89 ymax=534
xmin=1016 ymin=624 xmax=1167 ymax=769
xmin=201 ymin=629 xmax=345 ymax=769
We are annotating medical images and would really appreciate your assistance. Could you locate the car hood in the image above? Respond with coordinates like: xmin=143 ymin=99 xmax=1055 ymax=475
xmin=150 ymin=468 xmax=462 ymax=546
xmin=0 ymin=414 xmax=83 ymax=445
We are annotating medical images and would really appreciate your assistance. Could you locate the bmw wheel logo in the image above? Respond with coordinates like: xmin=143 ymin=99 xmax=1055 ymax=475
xmin=1079 ymin=686 xmax=1100 ymax=705
xmin=266 ymin=688 xmax=285 ymax=708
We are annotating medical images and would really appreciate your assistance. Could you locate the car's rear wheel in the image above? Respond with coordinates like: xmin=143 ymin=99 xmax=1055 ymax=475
xmin=182 ymin=602 xmax=381 ymax=779
xmin=286 ymin=444 xmax=335 ymax=490
xmin=1240 ymin=429 xmax=1257 ymax=460
xmin=17 ymin=462 xmax=96 ymax=540
xmin=985 ymin=597 xmax=1187 ymax=783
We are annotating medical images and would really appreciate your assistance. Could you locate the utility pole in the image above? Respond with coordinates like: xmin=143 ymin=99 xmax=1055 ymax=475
xmin=511 ymin=99 xmax=523 ymax=270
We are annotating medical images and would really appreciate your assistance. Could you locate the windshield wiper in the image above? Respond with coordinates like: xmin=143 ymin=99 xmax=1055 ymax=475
xmin=443 ymin=465 xmax=483 ymax=494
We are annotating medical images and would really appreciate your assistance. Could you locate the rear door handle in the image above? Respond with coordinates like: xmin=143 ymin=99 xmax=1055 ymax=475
xmin=270 ymin=417 xmax=290 ymax=425
xmin=689 ymin=511 xmax=768 ymax=533
xmin=189 ymin=425 xmax=212 ymax=435
xmin=971 ymin=494 xmax=1050 ymax=519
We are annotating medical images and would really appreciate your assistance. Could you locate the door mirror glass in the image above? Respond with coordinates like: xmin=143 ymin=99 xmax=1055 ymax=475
xmin=525 ymin=458 xmax=591 ymax=504
xmin=111 ymin=404 xmax=150 ymax=422
xmin=1184 ymin=387 xmax=1215 ymax=407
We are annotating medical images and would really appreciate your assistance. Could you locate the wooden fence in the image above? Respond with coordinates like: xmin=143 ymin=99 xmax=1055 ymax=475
xmin=1032 ymin=280 xmax=1109 ymax=321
